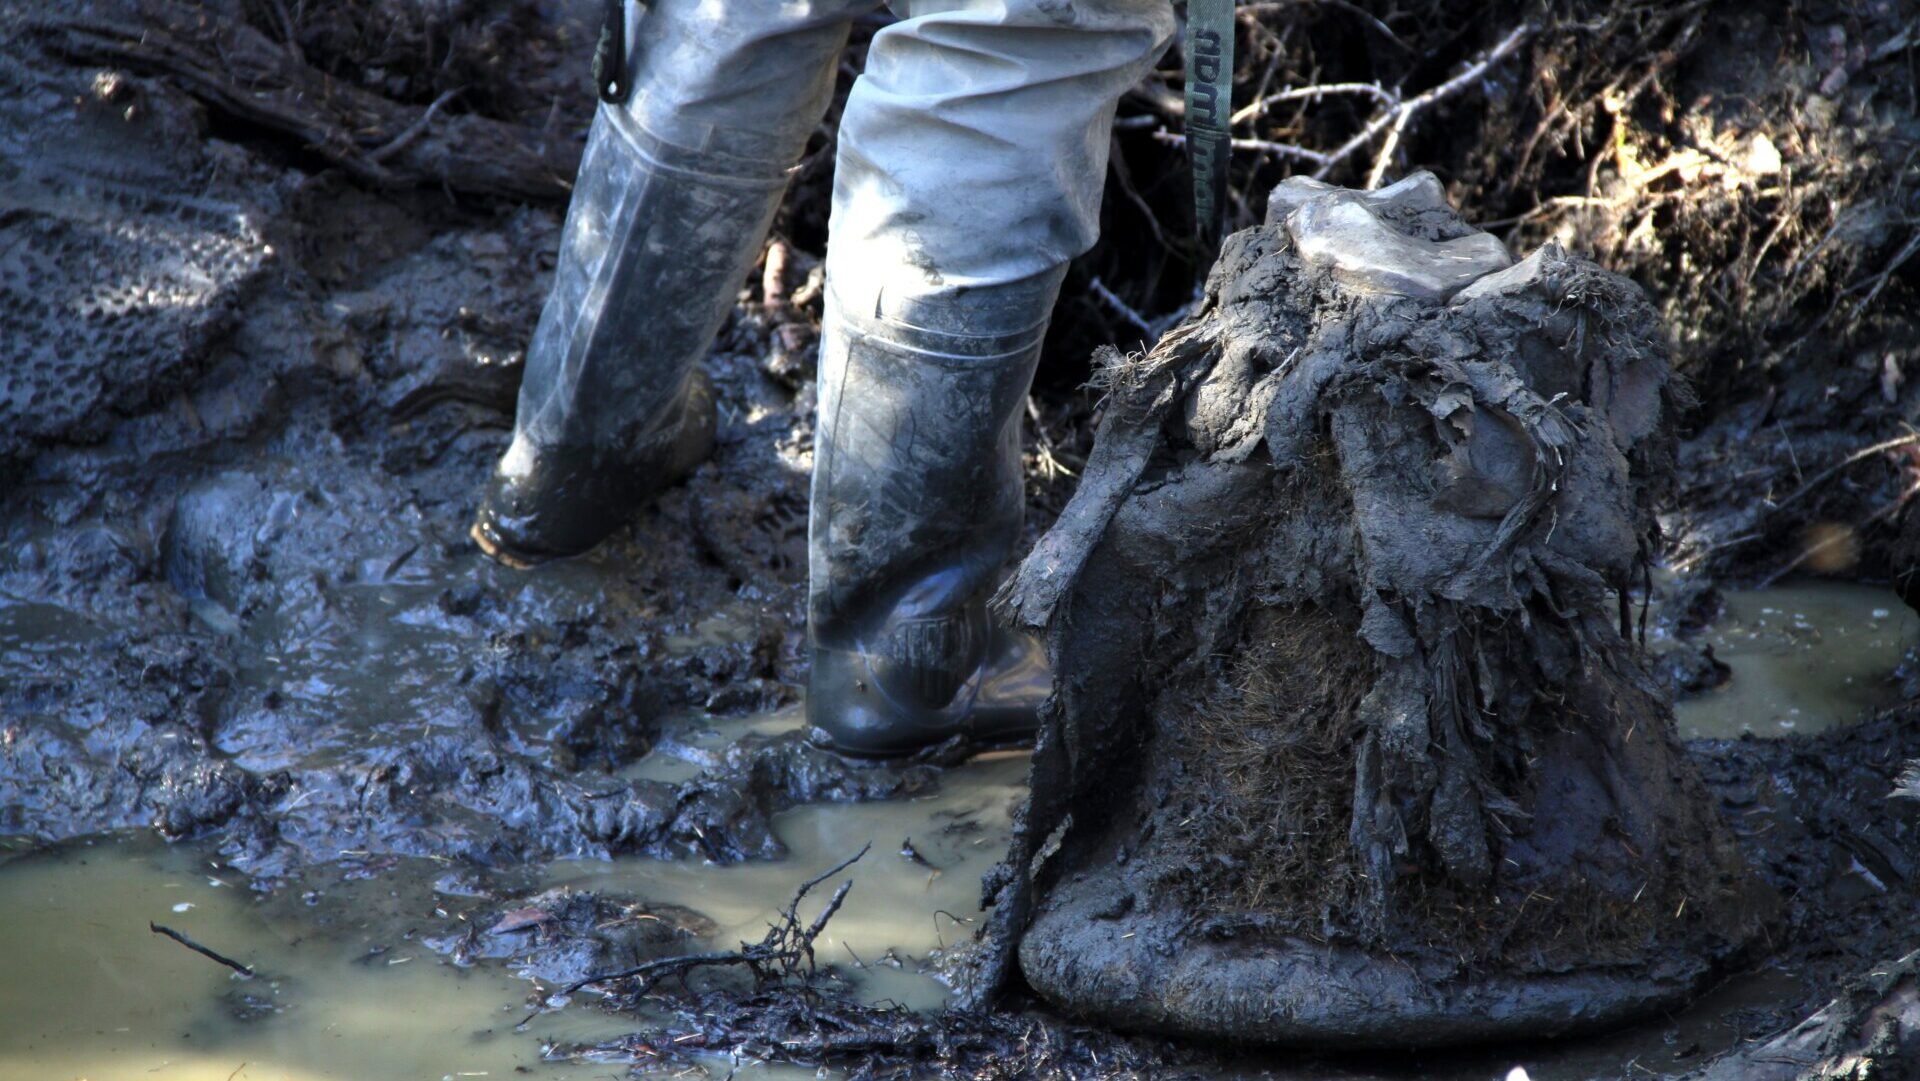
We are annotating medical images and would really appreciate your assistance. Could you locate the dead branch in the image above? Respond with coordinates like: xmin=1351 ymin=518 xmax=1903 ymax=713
xmin=1773 ymin=431 xmax=1920 ymax=514
xmin=1153 ymin=129 xmax=1331 ymax=166
xmin=564 ymin=843 xmax=870 ymax=996
xmin=28 ymin=3 xmax=576 ymax=202
xmin=548 ymin=983 xmax=1173 ymax=1080
xmin=1758 ymin=477 xmax=1920 ymax=586
xmin=1317 ymin=22 xmax=1536 ymax=186
xmin=1848 ymin=229 xmax=1920 ymax=318
xmin=1237 ymin=0 xmax=1410 ymax=52
xmin=1230 ymin=81 xmax=1396 ymax=126
xmin=150 ymin=921 xmax=255 ymax=978
xmin=1153 ymin=23 xmax=1533 ymax=187
xmin=1086 ymin=276 xmax=1154 ymax=338
xmin=365 ymin=87 xmax=463 ymax=165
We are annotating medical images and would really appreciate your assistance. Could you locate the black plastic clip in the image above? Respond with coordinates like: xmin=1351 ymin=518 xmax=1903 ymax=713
xmin=592 ymin=0 xmax=630 ymax=105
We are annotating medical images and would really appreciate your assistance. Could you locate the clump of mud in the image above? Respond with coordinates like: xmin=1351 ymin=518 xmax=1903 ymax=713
xmin=981 ymin=174 xmax=1771 ymax=1046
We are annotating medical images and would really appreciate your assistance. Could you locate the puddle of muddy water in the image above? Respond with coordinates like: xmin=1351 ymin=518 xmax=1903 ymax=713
xmin=1669 ymin=581 xmax=1918 ymax=740
xmin=0 ymin=749 xmax=1810 ymax=1081
xmin=556 ymin=737 xmax=1031 ymax=1013
xmin=0 ymin=833 xmax=639 ymax=1081
xmin=0 ymin=742 xmax=1027 ymax=1081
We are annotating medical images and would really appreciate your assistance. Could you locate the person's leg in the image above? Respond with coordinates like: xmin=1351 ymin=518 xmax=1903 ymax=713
xmin=474 ymin=0 xmax=878 ymax=567
xmin=808 ymin=0 xmax=1177 ymax=753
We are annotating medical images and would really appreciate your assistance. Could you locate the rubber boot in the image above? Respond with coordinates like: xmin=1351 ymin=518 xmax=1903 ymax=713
xmin=471 ymin=2 xmax=858 ymax=567
xmin=805 ymin=270 xmax=1067 ymax=756
xmin=797 ymin=0 xmax=1175 ymax=754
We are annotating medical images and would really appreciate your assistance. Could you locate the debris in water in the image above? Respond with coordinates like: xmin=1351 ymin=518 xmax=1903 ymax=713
xmin=565 ymin=843 xmax=870 ymax=996
xmin=488 ymin=908 xmax=554 ymax=934
xmin=149 ymin=920 xmax=254 ymax=978
xmin=899 ymin=837 xmax=938 ymax=870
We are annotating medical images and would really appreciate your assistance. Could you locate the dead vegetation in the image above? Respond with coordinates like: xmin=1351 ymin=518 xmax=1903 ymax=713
xmin=553 ymin=988 xmax=1185 ymax=1081
xmin=1090 ymin=1 xmax=1919 ymax=392
xmin=1080 ymin=0 xmax=1920 ymax=584
xmin=550 ymin=847 xmax=1188 ymax=1081
xmin=1006 ymin=0 xmax=1920 ymax=572
xmin=1176 ymin=585 xmax=1370 ymax=914
xmin=26 ymin=0 xmax=588 ymax=200
xmin=29 ymin=0 xmax=1913 ymax=406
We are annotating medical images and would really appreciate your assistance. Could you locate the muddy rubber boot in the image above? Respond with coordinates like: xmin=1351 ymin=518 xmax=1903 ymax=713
xmin=472 ymin=370 xmax=715 ymax=568
xmin=794 ymin=0 xmax=1174 ymax=753
xmin=471 ymin=1 xmax=862 ymax=567
xmin=805 ymin=270 xmax=1065 ymax=756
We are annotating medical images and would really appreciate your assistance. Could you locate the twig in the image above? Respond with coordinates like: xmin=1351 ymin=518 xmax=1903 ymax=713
xmin=1236 ymin=0 xmax=1411 ymax=52
xmin=366 ymin=87 xmax=462 ymax=164
xmin=1759 ymin=479 xmax=1920 ymax=587
xmin=1230 ymin=81 xmax=1396 ymax=126
xmin=1773 ymin=431 xmax=1920 ymax=513
xmin=1670 ymin=430 xmax=1920 ymax=573
xmin=1087 ymin=276 xmax=1154 ymax=338
xmin=1026 ymin=395 xmax=1080 ymax=481
xmin=1160 ymin=23 xmax=1533 ymax=182
xmin=784 ymin=843 xmax=869 ymax=918
xmin=150 ymin=922 xmax=254 ymax=978
xmin=1848 ymin=229 xmax=1920 ymax=318
xmin=801 ymin=880 xmax=854 ymax=955
xmin=1310 ymin=22 xmax=1535 ymax=183
xmin=1106 ymin=133 xmax=1174 ymax=254
xmin=1667 ymin=532 xmax=1762 ymax=574
xmin=1152 ymin=129 xmax=1331 ymax=165
xmin=264 ymin=0 xmax=300 ymax=65
xmin=29 ymin=11 xmax=574 ymax=201
xmin=565 ymin=843 xmax=871 ymax=996
xmin=1364 ymin=103 xmax=1416 ymax=190
xmin=563 ymin=949 xmax=754 ymax=996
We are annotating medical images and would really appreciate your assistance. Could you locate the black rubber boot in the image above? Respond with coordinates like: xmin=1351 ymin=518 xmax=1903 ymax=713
xmin=471 ymin=1 xmax=854 ymax=567
xmin=471 ymin=369 xmax=715 ymax=568
xmin=805 ymin=270 xmax=1065 ymax=756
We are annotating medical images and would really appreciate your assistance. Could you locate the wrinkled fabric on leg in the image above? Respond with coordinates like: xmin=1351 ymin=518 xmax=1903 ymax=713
xmin=807 ymin=0 xmax=1176 ymax=752
xmin=479 ymin=0 xmax=880 ymax=563
xmin=829 ymin=0 xmax=1178 ymax=301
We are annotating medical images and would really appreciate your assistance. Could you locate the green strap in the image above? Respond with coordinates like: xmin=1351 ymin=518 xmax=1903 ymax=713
xmin=1184 ymin=0 xmax=1234 ymax=280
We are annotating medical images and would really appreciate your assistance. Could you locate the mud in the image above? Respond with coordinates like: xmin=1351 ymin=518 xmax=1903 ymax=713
xmin=2 ymin=0 xmax=1920 ymax=1078
xmin=0 ymin=2 xmax=930 ymax=881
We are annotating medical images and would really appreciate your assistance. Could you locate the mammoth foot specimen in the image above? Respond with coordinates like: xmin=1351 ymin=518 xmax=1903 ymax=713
xmin=979 ymin=173 xmax=1774 ymax=1047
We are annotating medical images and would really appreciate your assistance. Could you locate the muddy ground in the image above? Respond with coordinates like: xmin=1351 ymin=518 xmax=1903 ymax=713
xmin=2 ymin=0 xmax=1920 ymax=1078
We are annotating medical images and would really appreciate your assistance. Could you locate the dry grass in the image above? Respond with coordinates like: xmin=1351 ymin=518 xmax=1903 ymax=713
xmin=1167 ymin=601 xmax=1373 ymax=917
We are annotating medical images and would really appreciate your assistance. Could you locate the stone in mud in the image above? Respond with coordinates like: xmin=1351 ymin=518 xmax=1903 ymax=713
xmin=985 ymin=173 xmax=1773 ymax=1046
xmin=440 ymin=888 xmax=717 ymax=986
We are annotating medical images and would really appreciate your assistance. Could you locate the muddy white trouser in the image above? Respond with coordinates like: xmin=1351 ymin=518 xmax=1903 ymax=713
xmin=483 ymin=0 xmax=1175 ymax=747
